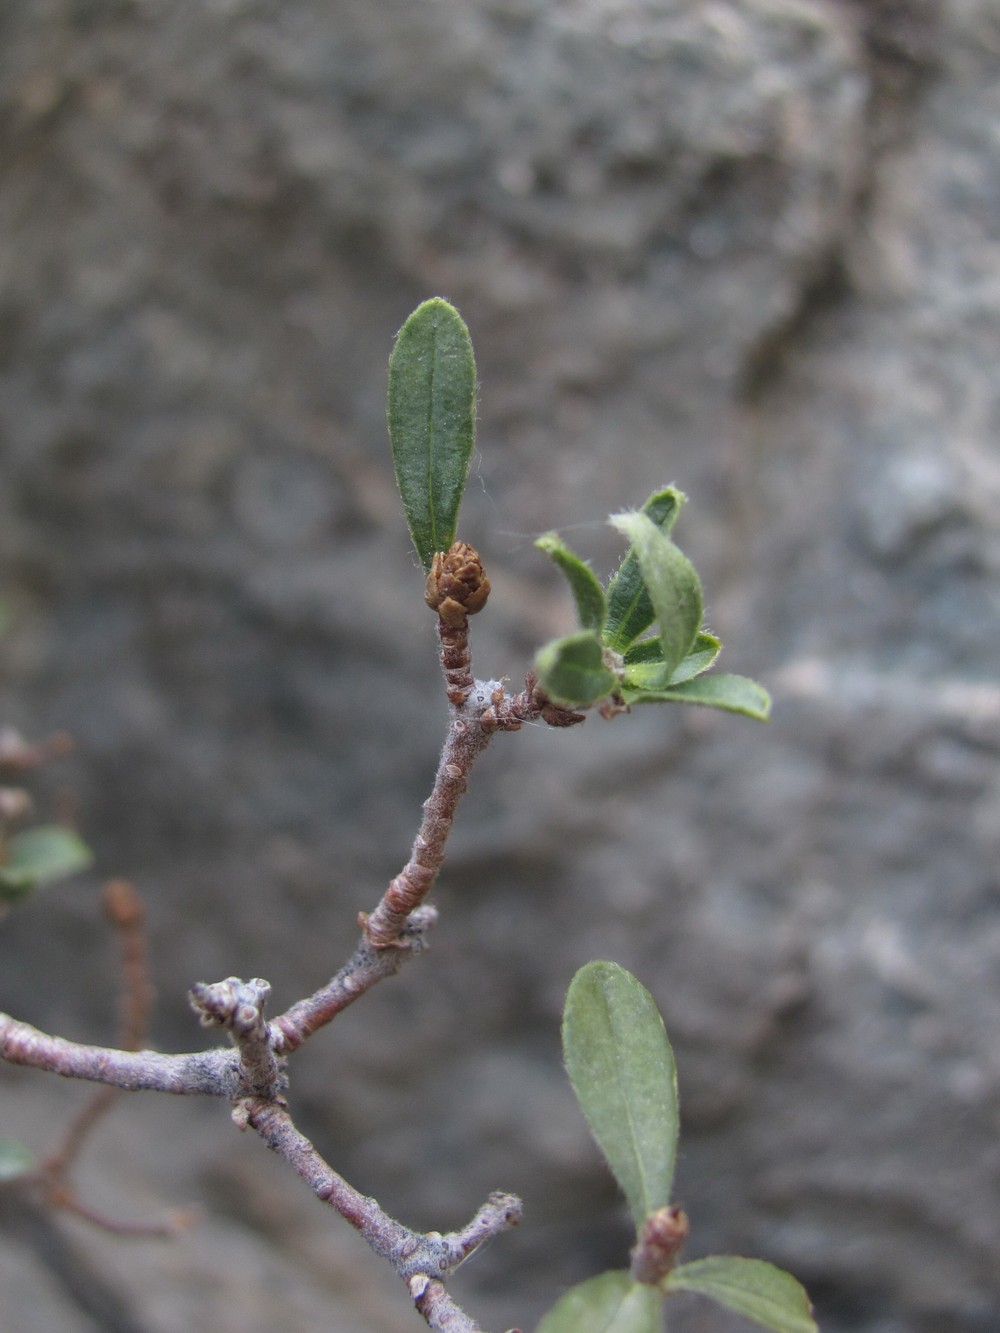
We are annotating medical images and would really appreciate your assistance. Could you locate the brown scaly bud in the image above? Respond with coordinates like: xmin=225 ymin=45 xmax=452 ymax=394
xmin=424 ymin=542 xmax=490 ymax=627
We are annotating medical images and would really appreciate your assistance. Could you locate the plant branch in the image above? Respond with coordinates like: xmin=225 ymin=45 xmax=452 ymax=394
xmin=189 ymin=975 xmax=282 ymax=1098
xmin=361 ymin=686 xmax=495 ymax=948
xmin=0 ymin=1014 xmax=245 ymax=1096
xmin=270 ymin=905 xmax=437 ymax=1054
xmin=245 ymin=1098 xmax=520 ymax=1329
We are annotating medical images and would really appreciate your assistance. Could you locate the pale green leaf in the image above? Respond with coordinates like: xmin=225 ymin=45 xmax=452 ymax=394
xmin=387 ymin=298 xmax=476 ymax=571
xmin=668 ymin=631 xmax=721 ymax=684
xmin=0 ymin=825 xmax=93 ymax=900
xmin=623 ymin=632 xmax=721 ymax=691
xmin=535 ymin=632 xmax=618 ymax=708
xmin=563 ymin=962 xmax=679 ymax=1228
xmin=604 ymin=488 xmax=685 ymax=653
xmin=621 ymin=673 xmax=771 ymax=720
xmin=536 ymin=1271 xmax=662 ymax=1333
xmin=536 ymin=533 xmax=607 ymax=632
xmin=609 ymin=512 xmax=702 ymax=677
xmin=665 ymin=1257 xmax=816 ymax=1333
xmin=0 ymin=1137 xmax=37 ymax=1181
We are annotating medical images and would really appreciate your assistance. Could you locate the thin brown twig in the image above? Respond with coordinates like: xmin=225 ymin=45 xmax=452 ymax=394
xmin=49 ymin=1190 xmax=197 ymax=1239
xmin=102 ymin=879 xmax=153 ymax=1053
xmin=43 ymin=881 xmax=153 ymax=1179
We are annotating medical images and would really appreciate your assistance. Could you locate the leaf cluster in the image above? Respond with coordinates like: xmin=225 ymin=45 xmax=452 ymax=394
xmin=386 ymin=299 xmax=769 ymax=722
xmin=539 ymin=963 xmax=817 ymax=1333
xmin=534 ymin=498 xmax=769 ymax=719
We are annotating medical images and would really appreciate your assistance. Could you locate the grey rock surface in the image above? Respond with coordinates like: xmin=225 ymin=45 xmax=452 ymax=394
xmin=2 ymin=1 xmax=998 ymax=1330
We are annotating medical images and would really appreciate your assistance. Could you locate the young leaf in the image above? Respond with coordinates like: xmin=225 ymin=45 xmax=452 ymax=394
xmin=0 ymin=825 xmax=93 ymax=900
xmin=603 ymin=488 xmax=684 ymax=652
xmin=622 ymin=636 xmax=665 ymax=666
xmin=668 ymin=631 xmax=721 ymax=684
xmin=536 ymin=533 xmax=607 ymax=632
xmin=535 ymin=631 xmax=618 ymax=708
xmin=0 ymin=1136 xmax=36 ymax=1181
xmin=535 ymin=1271 xmax=662 ymax=1333
xmin=664 ymin=1257 xmax=817 ymax=1333
xmin=387 ymin=298 xmax=477 ymax=571
xmin=621 ymin=672 xmax=771 ymax=721
xmin=622 ymin=632 xmax=721 ymax=692
xmin=609 ymin=511 xmax=702 ymax=678
xmin=563 ymin=962 xmax=679 ymax=1229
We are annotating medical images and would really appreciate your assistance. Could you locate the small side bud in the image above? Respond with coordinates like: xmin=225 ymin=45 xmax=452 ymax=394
xmin=425 ymin=542 xmax=490 ymax=626
xmin=102 ymin=878 xmax=144 ymax=927
xmin=0 ymin=786 xmax=33 ymax=822
xmin=630 ymin=1205 xmax=689 ymax=1285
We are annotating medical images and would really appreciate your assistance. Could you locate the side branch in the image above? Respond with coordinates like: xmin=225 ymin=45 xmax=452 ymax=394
xmin=246 ymin=1099 xmax=519 ymax=1330
xmin=0 ymin=1014 xmax=243 ymax=1097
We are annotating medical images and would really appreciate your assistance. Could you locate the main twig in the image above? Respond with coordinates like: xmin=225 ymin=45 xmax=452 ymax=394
xmin=0 ymin=543 xmax=582 ymax=1333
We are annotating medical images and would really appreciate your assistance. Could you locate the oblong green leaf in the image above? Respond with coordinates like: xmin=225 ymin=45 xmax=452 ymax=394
xmin=0 ymin=1137 xmax=37 ymax=1181
xmin=610 ymin=512 xmax=702 ymax=677
xmin=664 ymin=1257 xmax=816 ymax=1333
xmin=603 ymin=488 xmax=684 ymax=652
xmin=622 ymin=673 xmax=771 ymax=720
xmin=0 ymin=825 xmax=93 ymax=899
xmin=536 ymin=533 xmax=607 ymax=632
xmin=535 ymin=632 xmax=618 ymax=708
xmin=563 ymin=962 xmax=679 ymax=1229
xmin=536 ymin=1271 xmax=662 ymax=1333
xmin=387 ymin=298 xmax=476 ymax=571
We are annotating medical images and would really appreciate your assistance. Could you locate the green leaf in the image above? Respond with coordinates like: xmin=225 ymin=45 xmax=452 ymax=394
xmin=623 ymin=632 xmax=721 ymax=691
xmin=664 ymin=1257 xmax=816 ymax=1333
xmin=668 ymin=632 xmax=721 ymax=684
xmin=536 ymin=1271 xmax=662 ymax=1333
xmin=603 ymin=488 xmax=685 ymax=653
xmin=563 ymin=962 xmax=679 ymax=1229
xmin=622 ymin=673 xmax=771 ymax=721
xmin=536 ymin=533 xmax=607 ymax=632
xmin=0 ymin=825 xmax=93 ymax=900
xmin=535 ymin=632 xmax=618 ymax=708
xmin=622 ymin=637 xmax=665 ymax=666
xmin=387 ymin=298 xmax=477 ymax=571
xmin=609 ymin=512 xmax=702 ymax=677
xmin=0 ymin=1137 xmax=36 ymax=1181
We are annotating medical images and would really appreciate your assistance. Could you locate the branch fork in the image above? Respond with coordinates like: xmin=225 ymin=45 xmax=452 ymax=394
xmin=1 ymin=545 xmax=559 ymax=1332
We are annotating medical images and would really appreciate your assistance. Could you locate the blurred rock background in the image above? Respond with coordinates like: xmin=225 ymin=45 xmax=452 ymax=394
xmin=1 ymin=1 xmax=998 ymax=1330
